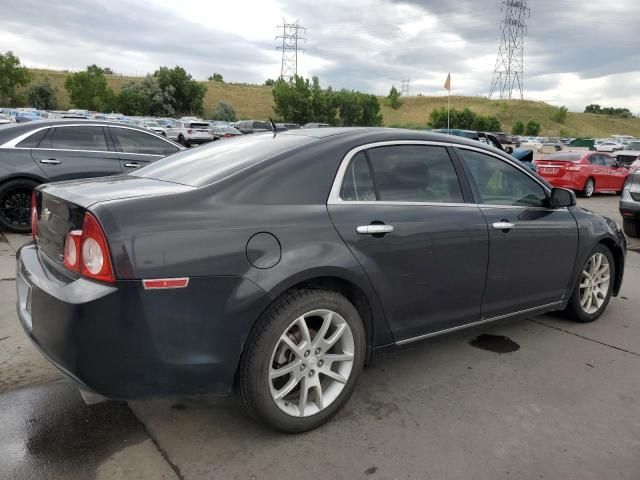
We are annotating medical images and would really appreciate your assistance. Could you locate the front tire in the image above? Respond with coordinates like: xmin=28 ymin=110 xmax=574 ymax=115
xmin=583 ymin=178 xmax=595 ymax=198
xmin=238 ymin=288 xmax=366 ymax=433
xmin=564 ymin=245 xmax=615 ymax=322
xmin=0 ymin=178 xmax=39 ymax=233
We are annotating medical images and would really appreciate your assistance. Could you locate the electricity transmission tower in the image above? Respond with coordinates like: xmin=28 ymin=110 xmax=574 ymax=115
xmin=400 ymin=78 xmax=411 ymax=96
xmin=488 ymin=0 xmax=530 ymax=100
xmin=276 ymin=20 xmax=305 ymax=81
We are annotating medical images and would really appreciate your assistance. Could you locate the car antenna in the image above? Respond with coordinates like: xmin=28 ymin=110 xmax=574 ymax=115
xmin=269 ymin=117 xmax=277 ymax=137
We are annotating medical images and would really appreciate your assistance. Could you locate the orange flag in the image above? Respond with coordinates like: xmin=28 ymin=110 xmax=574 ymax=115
xmin=444 ymin=73 xmax=451 ymax=91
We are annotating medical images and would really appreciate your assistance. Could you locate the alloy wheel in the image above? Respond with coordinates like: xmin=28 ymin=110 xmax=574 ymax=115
xmin=579 ymin=252 xmax=611 ymax=314
xmin=0 ymin=187 xmax=31 ymax=229
xmin=584 ymin=179 xmax=595 ymax=197
xmin=269 ymin=309 xmax=355 ymax=417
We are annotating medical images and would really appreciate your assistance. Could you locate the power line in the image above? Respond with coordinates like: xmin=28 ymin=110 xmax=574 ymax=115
xmin=489 ymin=0 xmax=530 ymax=100
xmin=276 ymin=19 xmax=306 ymax=81
xmin=401 ymin=78 xmax=411 ymax=96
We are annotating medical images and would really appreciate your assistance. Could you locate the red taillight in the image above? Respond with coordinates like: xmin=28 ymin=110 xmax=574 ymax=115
xmin=187 ymin=129 xmax=192 ymax=134
xmin=225 ymin=133 xmax=232 ymax=138
xmin=566 ymin=166 xmax=581 ymax=171
xmin=31 ymin=191 xmax=38 ymax=240
xmin=62 ymin=213 xmax=115 ymax=283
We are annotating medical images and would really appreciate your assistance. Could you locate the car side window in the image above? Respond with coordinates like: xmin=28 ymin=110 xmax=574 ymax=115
xmin=366 ymin=145 xmax=464 ymax=203
xmin=110 ymin=128 xmax=179 ymax=156
xmin=590 ymin=155 xmax=605 ymax=166
xmin=16 ymin=128 xmax=50 ymax=148
xmin=458 ymin=148 xmax=547 ymax=207
xmin=602 ymin=155 xmax=616 ymax=167
xmin=339 ymin=152 xmax=376 ymax=201
xmin=41 ymin=126 xmax=109 ymax=151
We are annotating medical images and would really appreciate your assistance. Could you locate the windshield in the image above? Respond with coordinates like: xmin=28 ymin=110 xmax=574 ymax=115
xmin=131 ymin=133 xmax=312 ymax=186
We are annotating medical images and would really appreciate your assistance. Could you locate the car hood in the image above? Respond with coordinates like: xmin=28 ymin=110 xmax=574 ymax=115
xmin=38 ymin=175 xmax=194 ymax=209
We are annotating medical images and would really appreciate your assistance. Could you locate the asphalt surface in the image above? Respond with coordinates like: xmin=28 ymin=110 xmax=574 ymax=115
xmin=1 ymin=194 xmax=639 ymax=480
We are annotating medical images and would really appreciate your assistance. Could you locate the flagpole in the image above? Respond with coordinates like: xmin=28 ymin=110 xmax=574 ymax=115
xmin=447 ymin=89 xmax=450 ymax=133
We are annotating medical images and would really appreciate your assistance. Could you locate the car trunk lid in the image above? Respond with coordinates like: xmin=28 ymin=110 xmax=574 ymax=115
xmin=34 ymin=176 xmax=193 ymax=264
xmin=536 ymin=160 xmax=577 ymax=177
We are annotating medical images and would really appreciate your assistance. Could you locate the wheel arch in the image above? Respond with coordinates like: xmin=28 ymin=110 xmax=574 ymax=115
xmin=598 ymin=238 xmax=624 ymax=296
xmin=0 ymin=173 xmax=46 ymax=186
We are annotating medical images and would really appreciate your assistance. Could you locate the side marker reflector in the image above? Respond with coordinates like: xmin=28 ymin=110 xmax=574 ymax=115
xmin=143 ymin=278 xmax=190 ymax=290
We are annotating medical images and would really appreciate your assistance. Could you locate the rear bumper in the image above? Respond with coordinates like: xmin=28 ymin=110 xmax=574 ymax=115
xmin=186 ymin=137 xmax=213 ymax=144
xmin=16 ymin=244 xmax=270 ymax=399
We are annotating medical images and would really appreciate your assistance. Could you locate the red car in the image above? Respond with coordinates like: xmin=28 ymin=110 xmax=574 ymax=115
xmin=534 ymin=152 xmax=629 ymax=197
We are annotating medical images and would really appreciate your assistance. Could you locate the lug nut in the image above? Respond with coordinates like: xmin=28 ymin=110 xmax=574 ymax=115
xmin=315 ymin=348 xmax=321 ymax=355
xmin=304 ymin=350 xmax=310 ymax=357
xmin=318 ymin=360 xmax=324 ymax=367
xmin=308 ymin=370 xmax=315 ymax=377
xmin=300 ymin=364 xmax=306 ymax=371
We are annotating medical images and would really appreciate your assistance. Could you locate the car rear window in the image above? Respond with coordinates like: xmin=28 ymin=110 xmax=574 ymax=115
xmin=543 ymin=152 xmax=582 ymax=161
xmin=189 ymin=122 xmax=210 ymax=129
xmin=131 ymin=133 xmax=313 ymax=187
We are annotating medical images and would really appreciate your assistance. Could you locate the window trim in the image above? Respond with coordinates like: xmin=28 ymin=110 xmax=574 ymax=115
xmin=328 ymin=140 xmax=549 ymax=207
xmin=0 ymin=123 xmax=182 ymax=154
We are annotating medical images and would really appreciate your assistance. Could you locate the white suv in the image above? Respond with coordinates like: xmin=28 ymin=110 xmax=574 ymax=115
xmin=164 ymin=121 xmax=214 ymax=147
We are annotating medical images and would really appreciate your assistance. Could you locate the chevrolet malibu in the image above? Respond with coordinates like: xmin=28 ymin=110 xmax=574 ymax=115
xmin=17 ymin=128 xmax=626 ymax=432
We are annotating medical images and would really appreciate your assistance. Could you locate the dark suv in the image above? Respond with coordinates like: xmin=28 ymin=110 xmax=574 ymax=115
xmin=0 ymin=120 xmax=183 ymax=232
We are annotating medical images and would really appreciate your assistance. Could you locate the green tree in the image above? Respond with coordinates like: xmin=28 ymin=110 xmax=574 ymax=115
xmin=0 ymin=51 xmax=31 ymax=106
xmin=309 ymin=77 xmax=336 ymax=124
xmin=484 ymin=116 xmax=501 ymax=131
xmin=525 ymin=120 xmax=541 ymax=136
xmin=64 ymin=64 xmax=116 ymax=111
xmin=264 ymin=78 xmax=275 ymax=86
xmin=26 ymin=78 xmax=57 ymax=110
xmin=387 ymin=86 xmax=401 ymax=110
xmin=511 ymin=120 xmax=525 ymax=135
xmin=334 ymin=89 xmax=383 ymax=126
xmin=208 ymin=73 xmax=224 ymax=83
xmin=551 ymin=105 xmax=568 ymax=124
xmin=118 ymin=75 xmax=175 ymax=116
xmin=210 ymin=101 xmax=237 ymax=122
xmin=154 ymin=66 xmax=207 ymax=115
xmin=272 ymin=76 xmax=312 ymax=124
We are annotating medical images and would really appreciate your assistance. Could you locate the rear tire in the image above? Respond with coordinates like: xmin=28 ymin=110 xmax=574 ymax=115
xmin=582 ymin=178 xmax=595 ymax=198
xmin=238 ymin=288 xmax=366 ymax=433
xmin=623 ymin=218 xmax=639 ymax=238
xmin=564 ymin=245 xmax=615 ymax=322
xmin=0 ymin=178 xmax=39 ymax=233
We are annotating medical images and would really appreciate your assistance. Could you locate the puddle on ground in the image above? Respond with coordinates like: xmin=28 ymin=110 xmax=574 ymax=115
xmin=469 ymin=334 xmax=520 ymax=353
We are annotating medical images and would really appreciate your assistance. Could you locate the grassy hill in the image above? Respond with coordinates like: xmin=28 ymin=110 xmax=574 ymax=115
xmin=28 ymin=69 xmax=640 ymax=137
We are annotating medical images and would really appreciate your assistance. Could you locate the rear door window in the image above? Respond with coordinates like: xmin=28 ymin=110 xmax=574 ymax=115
xmin=41 ymin=126 xmax=109 ymax=151
xmin=339 ymin=152 xmax=376 ymax=201
xmin=365 ymin=145 xmax=464 ymax=203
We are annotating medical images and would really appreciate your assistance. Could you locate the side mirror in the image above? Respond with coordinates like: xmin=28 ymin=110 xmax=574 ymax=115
xmin=549 ymin=187 xmax=576 ymax=208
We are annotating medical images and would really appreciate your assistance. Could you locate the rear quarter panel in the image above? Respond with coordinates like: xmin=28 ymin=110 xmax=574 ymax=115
xmin=0 ymin=149 xmax=48 ymax=182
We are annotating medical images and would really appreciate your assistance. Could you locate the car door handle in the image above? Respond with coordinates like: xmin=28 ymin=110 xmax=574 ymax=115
xmin=492 ymin=221 xmax=515 ymax=230
xmin=39 ymin=159 xmax=60 ymax=165
xmin=124 ymin=162 xmax=140 ymax=168
xmin=356 ymin=224 xmax=394 ymax=235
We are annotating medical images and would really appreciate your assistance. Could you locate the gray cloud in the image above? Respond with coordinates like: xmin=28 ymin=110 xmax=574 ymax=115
xmin=1 ymin=0 xmax=639 ymax=111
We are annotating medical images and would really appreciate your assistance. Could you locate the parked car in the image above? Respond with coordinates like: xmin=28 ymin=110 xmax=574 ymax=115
xmin=277 ymin=123 xmax=301 ymax=130
xmin=533 ymin=151 xmax=629 ymax=197
xmin=163 ymin=121 xmax=214 ymax=146
xmin=613 ymin=142 xmax=640 ymax=170
xmin=620 ymin=170 xmax=640 ymax=237
xmin=19 ymin=128 xmax=625 ymax=432
xmin=541 ymin=140 xmax=563 ymax=152
xmin=211 ymin=126 xmax=243 ymax=139
xmin=0 ymin=120 xmax=183 ymax=232
xmin=236 ymin=120 xmax=275 ymax=134
xmin=595 ymin=142 xmax=624 ymax=153
xmin=0 ymin=113 xmax=15 ymax=124
xmin=140 ymin=120 xmax=166 ymax=136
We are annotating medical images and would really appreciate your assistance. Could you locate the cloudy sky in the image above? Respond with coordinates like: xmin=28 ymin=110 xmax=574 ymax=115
xmin=3 ymin=0 xmax=640 ymax=112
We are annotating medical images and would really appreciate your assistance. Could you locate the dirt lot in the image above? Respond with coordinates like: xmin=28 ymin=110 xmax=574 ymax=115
xmin=1 ymin=194 xmax=639 ymax=480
